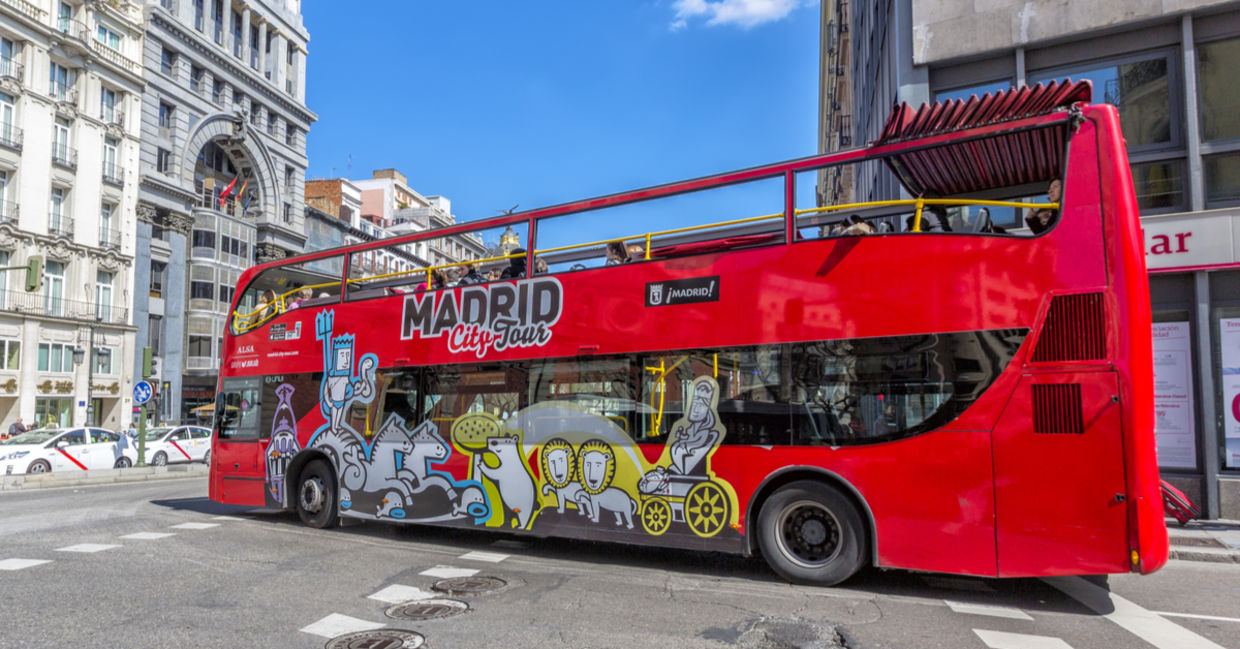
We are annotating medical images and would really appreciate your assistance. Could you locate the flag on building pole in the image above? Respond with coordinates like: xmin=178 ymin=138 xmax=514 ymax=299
xmin=218 ymin=176 xmax=238 ymax=208
xmin=237 ymin=178 xmax=248 ymax=208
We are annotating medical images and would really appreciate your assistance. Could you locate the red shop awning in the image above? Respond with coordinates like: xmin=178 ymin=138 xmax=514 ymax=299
xmin=875 ymin=79 xmax=1093 ymax=197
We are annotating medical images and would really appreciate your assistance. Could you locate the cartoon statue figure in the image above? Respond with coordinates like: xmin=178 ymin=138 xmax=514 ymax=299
xmin=576 ymin=439 xmax=637 ymax=529
xmin=473 ymin=434 xmax=537 ymax=528
xmin=539 ymin=438 xmax=590 ymax=517
xmin=266 ymin=383 xmax=300 ymax=504
xmin=315 ymin=311 xmax=376 ymax=435
xmin=670 ymin=378 xmax=723 ymax=475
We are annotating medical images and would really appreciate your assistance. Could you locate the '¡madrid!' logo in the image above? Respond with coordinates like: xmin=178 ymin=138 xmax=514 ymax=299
xmin=648 ymin=283 xmax=664 ymax=306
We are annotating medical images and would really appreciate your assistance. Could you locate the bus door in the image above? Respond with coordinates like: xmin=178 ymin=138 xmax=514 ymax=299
xmin=212 ymin=376 xmax=267 ymax=505
xmin=991 ymin=372 xmax=1129 ymax=576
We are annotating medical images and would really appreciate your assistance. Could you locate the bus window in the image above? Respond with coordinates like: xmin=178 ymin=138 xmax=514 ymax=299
xmin=367 ymin=369 xmax=422 ymax=429
xmin=232 ymin=255 xmax=346 ymax=335
xmin=424 ymin=363 xmax=529 ymax=429
xmin=528 ymin=357 xmax=638 ymax=438
xmin=218 ymin=377 xmax=262 ymax=439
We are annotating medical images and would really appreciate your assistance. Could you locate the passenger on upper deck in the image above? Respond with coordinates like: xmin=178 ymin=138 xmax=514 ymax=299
xmin=605 ymin=241 xmax=628 ymax=265
xmin=457 ymin=264 xmax=483 ymax=285
xmin=501 ymin=248 xmax=527 ymax=279
xmin=905 ymin=206 xmax=952 ymax=232
xmin=288 ymin=288 xmax=313 ymax=309
xmin=1024 ymin=179 xmax=1062 ymax=235
xmin=533 ymin=257 xmax=549 ymax=275
xmin=627 ymin=243 xmax=645 ymax=262
xmin=842 ymin=214 xmax=875 ymax=235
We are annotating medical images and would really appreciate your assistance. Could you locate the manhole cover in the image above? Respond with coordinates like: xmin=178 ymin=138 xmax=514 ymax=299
xmin=324 ymin=629 xmax=424 ymax=649
xmin=386 ymin=598 xmax=469 ymax=621
xmin=432 ymin=575 xmax=507 ymax=595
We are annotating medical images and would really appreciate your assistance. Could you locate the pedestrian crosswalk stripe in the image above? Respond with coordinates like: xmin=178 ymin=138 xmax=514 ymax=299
xmin=974 ymin=629 xmax=1074 ymax=649
xmin=946 ymin=600 xmax=1033 ymax=620
xmin=1044 ymin=576 xmax=1227 ymax=649
xmin=459 ymin=550 xmax=509 ymax=563
xmin=368 ymin=585 xmax=436 ymax=604
xmin=168 ymin=522 xmax=219 ymax=530
xmin=120 ymin=532 xmax=176 ymax=540
xmin=299 ymin=613 xmax=385 ymax=638
xmin=55 ymin=544 xmax=121 ymax=553
xmin=211 ymin=515 xmax=245 ymax=521
xmin=420 ymin=566 xmax=478 ymax=578
xmin=0 ymin=558 xmax=52 ymax=571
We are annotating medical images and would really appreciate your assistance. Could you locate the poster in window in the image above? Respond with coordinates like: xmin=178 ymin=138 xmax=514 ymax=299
xmin=1221 ymin=318 xmax=1240 ymax=469
xmin=1152 ymin=322 xmax=1196 ymax=468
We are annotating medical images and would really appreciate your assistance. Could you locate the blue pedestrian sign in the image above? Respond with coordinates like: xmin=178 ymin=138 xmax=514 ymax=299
xmin=133 ymin=381 xmax=154 ymax=405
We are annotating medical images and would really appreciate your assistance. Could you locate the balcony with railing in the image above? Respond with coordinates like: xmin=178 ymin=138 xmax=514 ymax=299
xmin=102 ymin=162 xmax=124 ymax=186
xmin=103 ymin=108 xmax=124 ymax=129
xmin=0 ymin=289 xmax=128 ymax=324
xmin=0 ymin=57 xmax=21 ymax=83
xmin=51 ymin=143 xmax=77 ymax=170
xmin=90 ymin=39 xmax=140 ymax=75
xmin=49 ymin=80 xmax=75 ymax=103
xmin=48 ymin=213 xmax=74 ymax=237
xmin=98 ymin=227 xmax=121 ymax=251
xmin=0 ymin=200 xmax=17 ymax=225
xmin=0 ymin=124 xmax=21 ymax=151
xmin=0 ymin=0 xmax=45 ymax=20
xmin=55 ymin=18 xmax=90 ymax=50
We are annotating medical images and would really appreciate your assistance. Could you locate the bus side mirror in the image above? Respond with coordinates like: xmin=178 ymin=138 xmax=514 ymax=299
xmin=24 ymin=256 xmax=43 ymax=292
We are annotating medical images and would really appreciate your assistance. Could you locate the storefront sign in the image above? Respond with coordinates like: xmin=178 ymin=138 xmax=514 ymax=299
xmin=1221 ymin=318 xmax=1240 ymax=469
xmin=1152 ymin=322 xmax=1196 ymax=468
xmin=1142 ymin=210 xmax=1238 ymax=271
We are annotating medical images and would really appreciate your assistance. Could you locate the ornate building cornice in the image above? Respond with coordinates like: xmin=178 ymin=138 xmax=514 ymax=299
xmin=139 ymin=173 xmax=199 ymax=205
xmin=164 ymin=211 xmax=193 ymax=235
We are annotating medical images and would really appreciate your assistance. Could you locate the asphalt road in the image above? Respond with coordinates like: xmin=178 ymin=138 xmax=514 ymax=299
xmin=2 ymin=478 xmax=1237 ymax=649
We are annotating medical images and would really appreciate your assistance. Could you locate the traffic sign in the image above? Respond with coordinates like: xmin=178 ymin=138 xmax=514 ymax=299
xmin=133 ymin=381 xmax=154 ymax=405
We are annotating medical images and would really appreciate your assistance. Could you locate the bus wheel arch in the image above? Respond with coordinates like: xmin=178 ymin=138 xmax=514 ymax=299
xmin=285 ymin=450 xmax=335 ymax=510
xmin=746 ymin=468 xmax=875 ymax=578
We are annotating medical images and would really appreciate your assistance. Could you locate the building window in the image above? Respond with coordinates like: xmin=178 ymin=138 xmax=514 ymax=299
xmin=93 ymin=347 xmax=116 ymax=375
xmin=49 ymin=62 xmax=71 ymax=100
xmin=190 ymin=280 xmax=214 ymax=300
xmin=250 ymin=101 xmax=261 ymax=125
xmin=190 ymin=65 xmax=204 ymax=92
xmin=99 ymin=201 xmax=115 ymax=246
xmin=193 ymin=0 xmax=204 ymax=31
xmin=249 ymin=24 xmax=259 ymax=68
xmin=95 ymin=25 xmax=120 ymax=51
xmin=1131 ymin=160 xmax=1186 ymax=212
xmin=49 ymin=186 xmax=67 ymax=234
xmin=212 ymin=0 xmax=224 ymax=44
xmin=231 ymin=9 xmax=242 ymax=57
xmin=1204 ymin=152 xmax=1240 ymax=207
xmin=150 ymin=261 xmax=166 ymax=297
xmin=188 ymin=335 xmax=212 ymax=357
xmin=219 ymin=284 xmax=234 ymax=306
xmin=212 ymin=79 xmax=224 ymax=104
xmin=37 ymin=342 xmax=74 ymax=373
xmin=0 ymin=338 xmax=19 ymax=370
xmin=158 ymin=101 xmax=175 ymax=137
xmin=56 ymin=1 xmax=73 ymax=33
xmin=285 ymin=124 xmax=296 ymax=146
xmin=157 ymin=148 xmax=172 ymax=174
xmin=43 ymin=260 xmax=64 ymax=316
xmin=1198 ymin=37 xmax=1240 ymax=208
xmin=283 ymin=202 xmax=292 ymax=223
xmin=192 ymin=229 xmax=216 ymax=250
xmin=96 ymin=270 xmax=113 ymax=321
xmin=160 ymin=48 xmax=176 ymax=77
xmin=148 ymin=315 xmax=162 ymax=355
xmin=99 ymin=86 xmax=117 ymax=122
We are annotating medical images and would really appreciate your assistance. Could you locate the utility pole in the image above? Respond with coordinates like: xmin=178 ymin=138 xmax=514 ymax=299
xmin=137 ymin=346 xmax=152 ymax=467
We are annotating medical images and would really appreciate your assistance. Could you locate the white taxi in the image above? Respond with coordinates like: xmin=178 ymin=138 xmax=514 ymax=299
xmin=1 ymin=427 xmax=138 ymax=475
xmin=141 ymin=425 xmax=213 ymax=466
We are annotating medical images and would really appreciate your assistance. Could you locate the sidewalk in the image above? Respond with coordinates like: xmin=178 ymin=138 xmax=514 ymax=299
xmin=1167 ymin=518 xmax=1240 ymax=564
xmin=0 ymin=462 xmax=209 ymax=492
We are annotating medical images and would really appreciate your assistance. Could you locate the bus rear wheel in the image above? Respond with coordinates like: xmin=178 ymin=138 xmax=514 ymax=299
xmin=758 ymin=480 xmax=866 ymax=586
xmin=297 ymin=460 xmax=339 ymax=529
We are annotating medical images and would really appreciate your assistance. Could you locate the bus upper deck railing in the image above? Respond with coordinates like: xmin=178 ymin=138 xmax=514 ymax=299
xmin=230 ymin=196 xmax=1059 ymax=334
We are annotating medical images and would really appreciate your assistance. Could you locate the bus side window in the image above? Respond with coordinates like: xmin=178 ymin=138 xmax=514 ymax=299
xmin=218 ymin=377 xmax=262 ymax=439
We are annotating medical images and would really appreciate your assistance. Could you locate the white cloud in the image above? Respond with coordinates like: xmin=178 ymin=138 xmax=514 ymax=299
xmin=671 ymin=0 xmax=806 ymax=30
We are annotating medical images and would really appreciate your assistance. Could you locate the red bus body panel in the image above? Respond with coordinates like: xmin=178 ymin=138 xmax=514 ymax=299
xmin=209 ymin=104 xmax=1167 ymax=579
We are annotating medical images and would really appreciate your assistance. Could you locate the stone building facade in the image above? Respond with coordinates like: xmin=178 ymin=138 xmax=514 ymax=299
xmin=0 ymin=0 xmax=145 ymax=430
xmin=134 ymin=0 xmax=314 ymax=422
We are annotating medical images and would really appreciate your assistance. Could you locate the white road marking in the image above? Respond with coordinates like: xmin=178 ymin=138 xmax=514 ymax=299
xmin=459 ymin=550 xmax=509 ymax=563
xmin=211 ymin=515 xmax=245 ymax=521
xmin=368 ymin=585 xmax=436 ymax=604
xmin=168 ymin=522 xmax=220 ymax=530
xmin=922 ymin=575 xmax=997 ymax=592
xmin=120 ymin=532 xmax=176 ymax=540
xmin=0 ymin=558 xmax=52 ymax=570
xmin=419 ymin=566 xmax=478 ymax=579
xmin=974 ymin=629 xmax=1074 ymax=649
xmin=1044 ymin=576 xmax=1227 ymax=649
xmin=299 ymin=613 xmax=385 ymax=638
xmin=1156 ymin=611 xmax=1240 ymax=624
xmin=55 ymin=544 xmax=121 ymax=553
xmin=946 ymin=600 xmax=1034 ymax=620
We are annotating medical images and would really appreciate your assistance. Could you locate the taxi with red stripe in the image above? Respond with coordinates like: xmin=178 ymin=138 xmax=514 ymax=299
xmin=142 ymin=425 xmax=212 ymax=466
xmin=1 ymin=427 xmax=138 ymax=475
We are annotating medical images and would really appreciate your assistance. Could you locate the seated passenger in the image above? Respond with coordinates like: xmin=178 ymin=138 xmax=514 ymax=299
xmin=500 ymin=248 xmax=527 ymax=279
xmin=605 ymin=241 xmax=628 ymax=265
xmin=905 ymin=206 xmax=952 ymax=232
xmin=288 ymin=288 xmax=313 ymax=309
xmin=457 ymin=264 xmax=483 ymax=285
xmin=533 ymin=257 xmax=549 ymax=275
xmin=1024 ymin=178 xmax=1062 ymax=235
xmin=973 ymin=207 xmax=1007 ymax=234
xmin=627 ymin=243 xmax=645 ymax=262
xmin=842 ymin=214 xmax=875 ymax=235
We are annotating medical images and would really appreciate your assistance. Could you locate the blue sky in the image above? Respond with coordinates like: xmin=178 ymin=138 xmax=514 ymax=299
xmin=302 ymin=1 xmax=821 ymax=225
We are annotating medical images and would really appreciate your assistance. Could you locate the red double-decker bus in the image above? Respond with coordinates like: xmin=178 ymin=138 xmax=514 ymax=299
xmin=209 ymin=81 xmax=1167 ymax=586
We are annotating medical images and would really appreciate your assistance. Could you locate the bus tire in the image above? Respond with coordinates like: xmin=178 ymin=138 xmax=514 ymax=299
xmin=297 ymin=460 xmax=338 ymax=529
xmin=758 ymin=480 xmax=866 ymax=586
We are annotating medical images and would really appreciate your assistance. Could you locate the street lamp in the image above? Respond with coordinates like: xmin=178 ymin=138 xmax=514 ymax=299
xmin=72 ymin=315 xmax=105 ymax=427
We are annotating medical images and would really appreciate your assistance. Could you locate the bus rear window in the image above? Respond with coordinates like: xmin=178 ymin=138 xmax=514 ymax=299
xmin=217 ymin=377 xmax=262 ymax=439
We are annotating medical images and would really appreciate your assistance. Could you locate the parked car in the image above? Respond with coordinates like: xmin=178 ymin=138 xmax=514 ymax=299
xmin=0 ymin=427 xmax=138 ymax=475
xmin=142 ymin=425 xmax=212 ymax=466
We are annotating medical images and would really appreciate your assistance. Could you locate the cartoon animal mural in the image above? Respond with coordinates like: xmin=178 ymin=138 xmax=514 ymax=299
xmin=308 ymin=310 xmax=489 ymax=523
xmin=576 ymin=439 xmax=638 ymax=529
xmin=539 ymin=438 xmax=589 ymax=517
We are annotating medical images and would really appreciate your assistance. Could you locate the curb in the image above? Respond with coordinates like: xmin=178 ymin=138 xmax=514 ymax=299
xmin=0 ymin=463 xmax=209 ymax=492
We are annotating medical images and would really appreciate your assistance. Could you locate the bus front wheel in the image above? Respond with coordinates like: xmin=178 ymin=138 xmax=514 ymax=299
xmin=297 ymin=460 xmax=339 ymax=529
xmin=758 ymin=480 xmax=866 ymax=586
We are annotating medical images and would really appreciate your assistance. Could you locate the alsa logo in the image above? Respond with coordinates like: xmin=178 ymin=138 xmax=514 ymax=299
xmin=400 ymin=277 xmax=564 ymax=359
